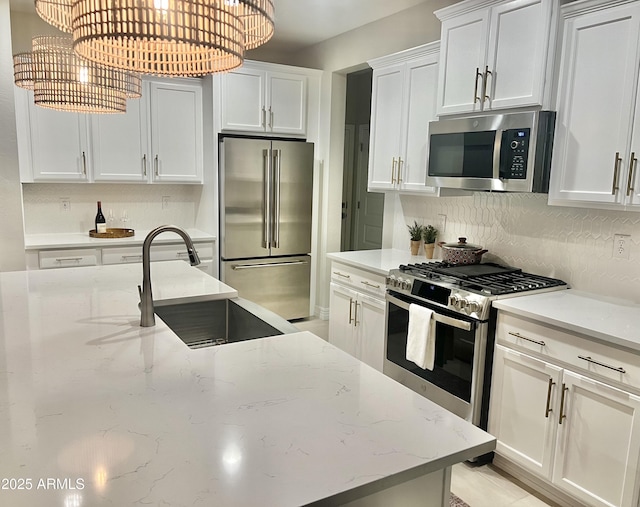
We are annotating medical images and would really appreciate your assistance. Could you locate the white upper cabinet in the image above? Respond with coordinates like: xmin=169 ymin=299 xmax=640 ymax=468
xmin=92 ymin=97 xmax=148 ymax=182
xmin=17 ymin=77 xmax=203 ymax=184
xmin=148 ymin=79 xmax=203 ymax=183
xmin=549 ymin=0 xmax=640 ymax=211
xmin=15 ymin=89 xmax=90 ymax=182
xmin=220 ymin=61 xmax=308 ymax=136
xmin=367 ymin=42 xmax=441 ymax=194
xmin=435 ymin=0 xmax=556 ymax=116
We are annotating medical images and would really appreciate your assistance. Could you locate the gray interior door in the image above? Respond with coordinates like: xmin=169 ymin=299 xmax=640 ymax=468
xmin=220 ymin=137 xmax=271 ymax=260
xmin=270 ymin=141 xmax=314 ymax=256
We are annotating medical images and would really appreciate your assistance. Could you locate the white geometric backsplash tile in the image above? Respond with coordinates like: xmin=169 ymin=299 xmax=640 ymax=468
xmin=393 ymin=193 xmax=640 ymax=303
xmin=23 ymin=183 xmax=202 ymax=234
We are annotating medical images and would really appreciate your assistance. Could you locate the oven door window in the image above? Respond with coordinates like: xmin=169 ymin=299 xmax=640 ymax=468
xmin=428 ymin=131 xmax=496 ymax=179
xmin=386 ymin=300 xmax=476 ymax=403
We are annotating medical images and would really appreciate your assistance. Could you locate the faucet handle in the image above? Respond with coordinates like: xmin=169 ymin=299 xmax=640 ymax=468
xmin=137 ymin=284 xmax=142 ymax=301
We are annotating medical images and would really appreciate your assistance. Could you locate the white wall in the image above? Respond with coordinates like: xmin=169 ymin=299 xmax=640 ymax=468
xmin=394 ymin=193 xmax=640 ymax=303
xmin=0 ymin=0 xmax=26 ymax=272
xmin=22 ymin=183 xmax=203 ymax=234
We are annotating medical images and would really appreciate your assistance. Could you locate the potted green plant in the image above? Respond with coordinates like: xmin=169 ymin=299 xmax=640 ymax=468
xmin=423 ymin=225 xmax=438 ymax=259
xmin=407 ymin=221 xmax=423 ymax=255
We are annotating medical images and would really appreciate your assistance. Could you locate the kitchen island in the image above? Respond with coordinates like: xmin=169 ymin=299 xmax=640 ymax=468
xmin=0 ymin=261 xmax=494 ymax=506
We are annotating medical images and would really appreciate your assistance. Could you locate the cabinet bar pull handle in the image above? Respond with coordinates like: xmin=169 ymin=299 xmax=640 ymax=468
xmin=268 ymin=107 xmax=273 ymax=129
xmin=627 ymin=152 xmax=636 ymax=196
xmin=56 ymin=257 xmax=83 ymax=262
xmin=361 ymin=280 xmax=380 ymax=289
xmin=154 ymin=155 xmax=159 ymax=176
xmin=508 ymin=331 xmax=546 ymax=347
xmin=348 ymin=297 xmax=354 ymax=324
xmin=483 ymin=66 xmax=492 ymax=102
xmin=612 ymin=152 xmax=621 ymax=194
xmin=391 ymin=158 xmax=397 ymax=184
xmin=544 ymin=378 xmax=555 ymax=418
xmin=333 ymin=271 xmax=350 ymax=278
xmin=273 ymin=149 xmax=281 ymax=248
xmin=397 ymin=158 xmax=403 ymax=183
xmin=354 ymin=301 xmax=360 ymax=327
xmin=558 ymin=383 xmax=568 ymax=425
xmin=142 ymin=154 xmax=147 ymax=176
xmin=121 ymin=255 xmax=142 ymax=261
xmin=474 ymin=67 xmax=483 ymax=103
xmin=578 ymin=355 xmax=626 ymax=374
xmin=82 ymin=151 xmax=87 ymax=175
xmin=262 ymin=106 xmax=267 ymax=129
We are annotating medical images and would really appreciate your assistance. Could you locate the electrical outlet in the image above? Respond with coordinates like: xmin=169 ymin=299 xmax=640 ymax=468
xmin=162 ymin=196 xmax=170 ymax=209
xmin=613 ymin=234 xmax=631 ymax=259
xmin=59 ymin=198 xmax=70 ymax=212
xmin=437 ymin=214 xmax=447 ymax=234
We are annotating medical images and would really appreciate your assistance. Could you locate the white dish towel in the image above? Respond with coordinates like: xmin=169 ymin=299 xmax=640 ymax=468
xmin=406 ymin=303 xmax=436 ymax=371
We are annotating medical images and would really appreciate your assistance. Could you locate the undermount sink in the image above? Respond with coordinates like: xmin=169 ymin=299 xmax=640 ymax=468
xmin=154 ymin=297 xmax=300 ymax=349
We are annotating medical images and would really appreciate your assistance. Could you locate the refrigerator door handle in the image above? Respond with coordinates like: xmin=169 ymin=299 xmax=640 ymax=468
xmin=273 ymin=149 xmax=281 ymax=248
xmin=232 ymin=260 xmax=309 ymax=270
xmin=263 ymin=149 xmax=271 ymax=249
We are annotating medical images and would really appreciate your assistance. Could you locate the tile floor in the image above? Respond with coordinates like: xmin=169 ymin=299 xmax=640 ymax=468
xmin=294 ymin=318 xmax=560 ymax=507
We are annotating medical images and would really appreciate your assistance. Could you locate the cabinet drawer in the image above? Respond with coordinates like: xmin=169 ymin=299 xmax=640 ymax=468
xmin=102 ymin=242 xmax=214 ymax=265
xmin=39 ymin=248 xmax=100 ymax=269
xmin=330 ymin=261 xmax=386 ymax=299
xmin=497 ymin=312 xmax=640 ymax=392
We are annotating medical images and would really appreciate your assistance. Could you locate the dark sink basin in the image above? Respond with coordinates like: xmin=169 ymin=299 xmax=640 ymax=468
xmin=154 ymin=297 xmax=300 ymax=349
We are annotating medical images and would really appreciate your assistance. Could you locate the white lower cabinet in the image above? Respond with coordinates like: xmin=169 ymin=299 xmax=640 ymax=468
xmin=329 ymin=283 xmax=386 ymax=372
xmin=328 ymin=261 xmax=386 ymax=372
xmin=489 ymin=315 xmax=640 ymax=507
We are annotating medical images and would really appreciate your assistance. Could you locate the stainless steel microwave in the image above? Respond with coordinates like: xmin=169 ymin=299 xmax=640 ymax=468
xmin=426 ymin=110 xmax=556 ymax=192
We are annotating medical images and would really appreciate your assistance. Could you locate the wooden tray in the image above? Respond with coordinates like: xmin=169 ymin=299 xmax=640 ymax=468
xmin=89 ymin=228 xmax=135 ymax=239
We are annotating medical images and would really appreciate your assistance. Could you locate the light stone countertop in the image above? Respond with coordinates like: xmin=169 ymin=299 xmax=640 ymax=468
xmin=0 ymin=261 xmax=495 ymax=506
xmin=327 ymin=248 xmax=436 ymax=276
xmin=24 ymin=228 xmax=215 ymax=250
xmin=493 ymin=289 xmax=640 ymax=352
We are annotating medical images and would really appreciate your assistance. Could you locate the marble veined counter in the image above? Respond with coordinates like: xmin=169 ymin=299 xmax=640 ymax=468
xmin=493 ymin=289 xmax=640 ymax=352
xmin=0 ymin=261 xmax=494 ymax=506
xmin=327 ymin=248 xmax=436 ymax=276
xmin=24 ymin=228 xmax=215 ymax=250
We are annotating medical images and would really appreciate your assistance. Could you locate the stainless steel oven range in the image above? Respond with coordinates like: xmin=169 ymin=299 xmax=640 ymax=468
xmin=384 ymin=262 xmax=567 ymax=432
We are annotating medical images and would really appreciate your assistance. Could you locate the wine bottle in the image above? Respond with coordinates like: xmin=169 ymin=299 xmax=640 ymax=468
xmin=95 ymin=201 xmax=107 ymax=233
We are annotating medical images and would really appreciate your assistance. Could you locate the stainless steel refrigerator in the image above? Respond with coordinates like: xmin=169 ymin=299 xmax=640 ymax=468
xmin=219 ymin=136 xmax=314 ymax=320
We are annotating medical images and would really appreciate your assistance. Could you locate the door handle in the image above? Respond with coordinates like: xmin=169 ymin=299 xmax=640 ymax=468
xmin=474 ymin=67 xmax=483 ymax=104
xmin=558 ymin=383 xmax=568 ymax=425
xmin=268 ymin=106 xmax=273 ymax=130
xmin=612 ymin=152 xmax=621 ymax=194
xmin=482 ymin=66 xmax=492 ymax=103
xmin=353 ymin=301 xmax=360 ymax=327
xmin=142 ymin=154 xmax=147 ymax=176
xmin=397 ymin=157 xmax=403 ymax=183
xmin=263 ymin=149 xmax=271 ymax=249
xmin=154 ymin=155 xmax=159 ymax=176
xmin=348 ymin=297 xmax=354 ymax=324
xmin=391 ymin=157 xmax=397 ymax=184
xmin=544 ymin=378 xmax=555 ymax=418
xmin=231 ymin=260 xmax=308 ymax=270
xmin=627 ymin=152 xmax=636 ymax=197
xmin=261 ymin=106 xmax=267 ymax=130
xmin=81 ymin=151 xmax=87 ymax=175
xmin=273 ymin=149 xmax=281 ymax=248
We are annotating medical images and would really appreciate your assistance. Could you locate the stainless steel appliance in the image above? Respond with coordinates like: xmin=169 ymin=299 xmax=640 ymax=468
xmin=384 ymin=262 xmax=567 ymax=430
xmin=219 ymin=135 xmax=314 ymax=320
xmin=427 ymin=110 xmax=556 ymax=192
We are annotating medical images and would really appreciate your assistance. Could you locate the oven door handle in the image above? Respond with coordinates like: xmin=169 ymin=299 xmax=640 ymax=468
xmin=386 ymin=294 xmax=473 ymax=332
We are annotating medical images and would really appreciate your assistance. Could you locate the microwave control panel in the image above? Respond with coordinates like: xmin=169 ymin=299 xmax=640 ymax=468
xmin=500 ymin=128 xmax=530 ymax=179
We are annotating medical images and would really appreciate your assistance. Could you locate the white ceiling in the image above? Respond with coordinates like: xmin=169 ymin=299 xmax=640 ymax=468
xmin=10 ymin=0 xmax=433 ymax=53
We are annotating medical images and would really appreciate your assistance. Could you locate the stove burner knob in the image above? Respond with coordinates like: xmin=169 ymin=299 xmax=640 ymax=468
xmin=402 ymin=279 xmax=412 ymax=290
xmin=387 ymin=275 xmax=397 ymax=287
xmin=467 ymin=301 xmax=481 ymax=314
xmin=448 ymin=295 xmax=461 ymax=309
